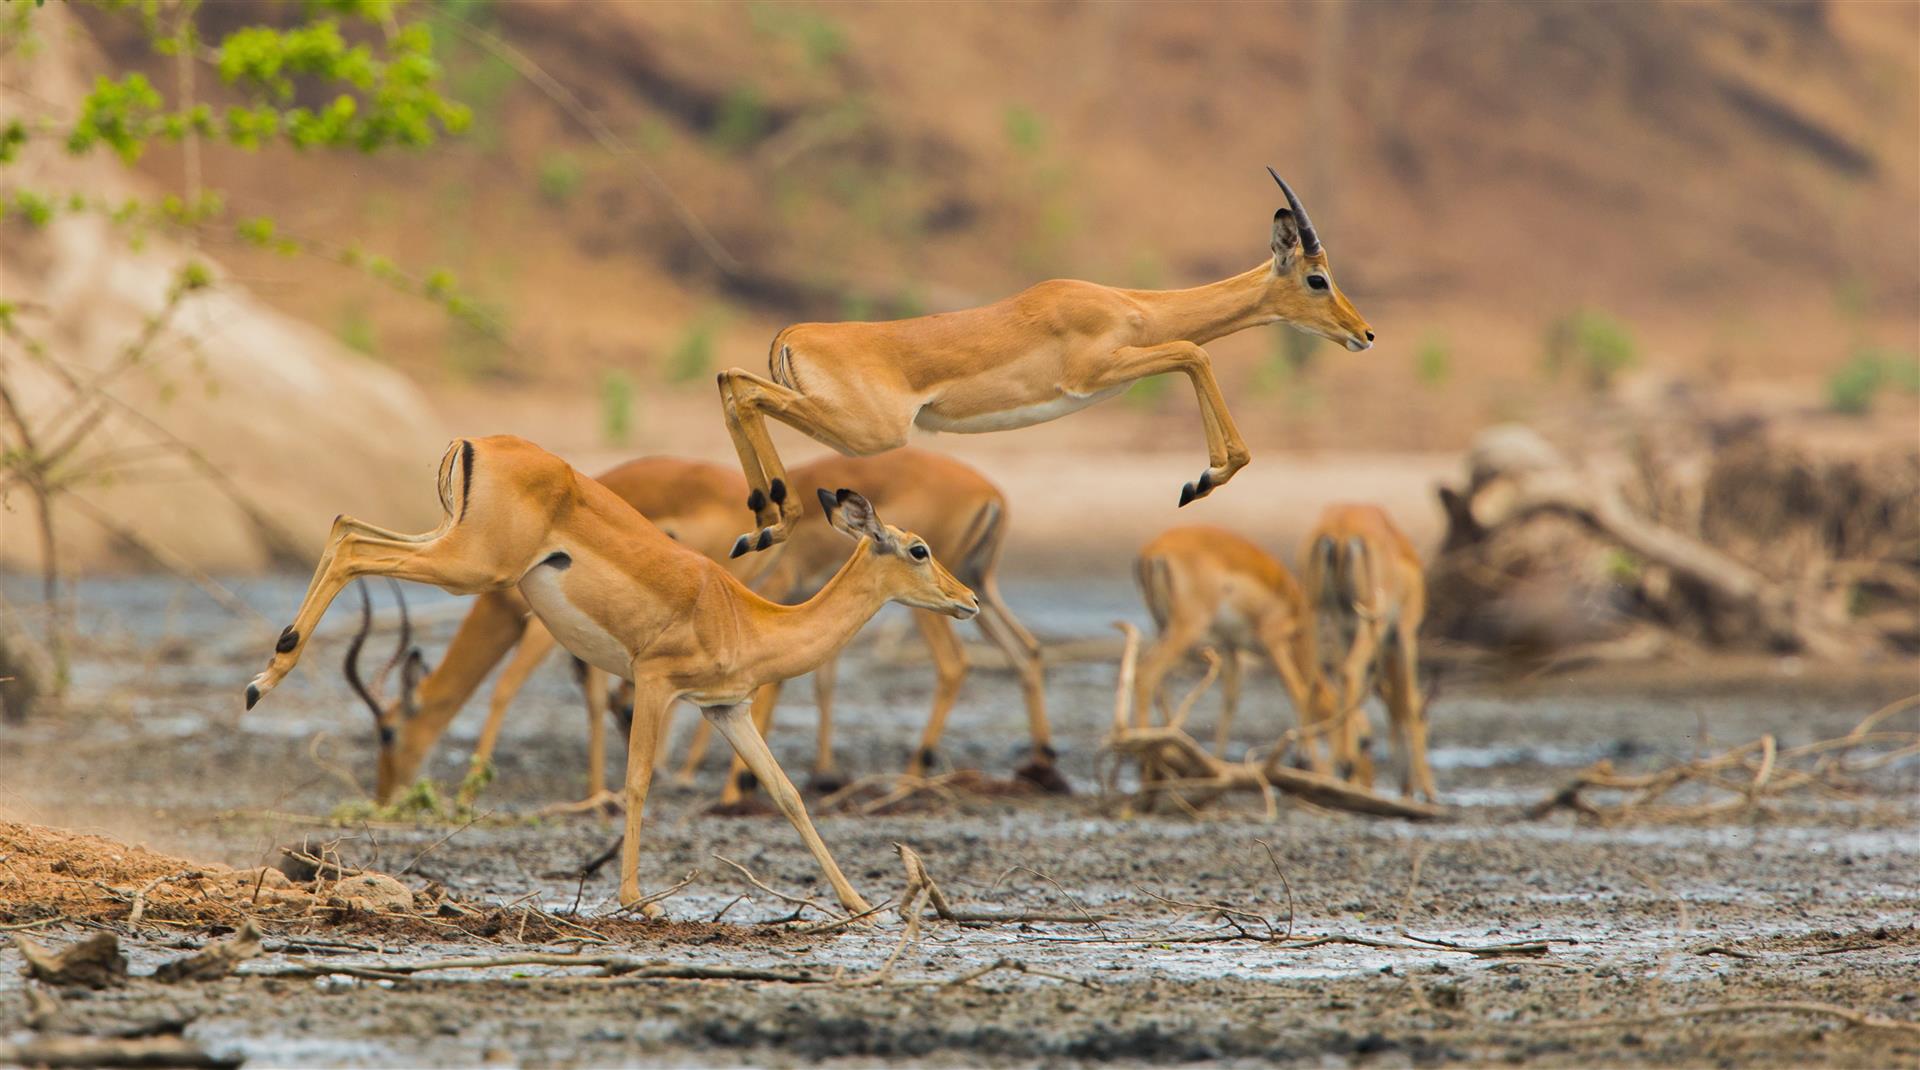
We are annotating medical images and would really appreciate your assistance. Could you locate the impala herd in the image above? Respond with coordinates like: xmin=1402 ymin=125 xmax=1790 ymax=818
xmin=246 ymin=171 xmax=1427 ymax=911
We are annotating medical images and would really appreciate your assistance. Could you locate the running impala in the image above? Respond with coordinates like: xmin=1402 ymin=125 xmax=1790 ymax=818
xmin=718 ymin=170 xmax=1373 ymax=554
xmin=246 ymin=436 xmax=977 ymax=914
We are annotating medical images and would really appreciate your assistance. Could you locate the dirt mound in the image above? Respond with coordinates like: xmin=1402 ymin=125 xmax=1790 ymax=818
xmin=0 ymin=820 xmax=313 ymax=926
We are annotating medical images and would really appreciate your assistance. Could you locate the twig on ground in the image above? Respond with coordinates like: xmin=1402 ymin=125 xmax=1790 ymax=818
xmin=712 ymin=854 xmax=842 ymax=919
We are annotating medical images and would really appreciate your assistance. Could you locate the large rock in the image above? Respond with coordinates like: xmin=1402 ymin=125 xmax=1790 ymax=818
xmin=0 ymin=6 xmax=448 ymax=574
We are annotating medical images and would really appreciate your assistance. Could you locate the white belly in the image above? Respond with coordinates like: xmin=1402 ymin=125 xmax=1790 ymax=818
xmin=1209 ymin=603 xmax=1260 ymax=651
xmin=518 ymin=566 xmax=630 ymax=677
xmin=913 ymin=385 xmax=1127 ymax=434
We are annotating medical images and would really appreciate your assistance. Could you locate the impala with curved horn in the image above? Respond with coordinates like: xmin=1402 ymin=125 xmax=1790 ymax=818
xmin=718 ymin=168 xmax=1374 ymax=553
xmin=245 ymin=435 xmax=979 ymax=914
xmin=342 ymin=579 xmax=433 ymax=779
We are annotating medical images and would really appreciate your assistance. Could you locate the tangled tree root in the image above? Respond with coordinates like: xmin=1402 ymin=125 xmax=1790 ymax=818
xmin=1530 ymin=695 xmax=1920 ymax=824
xmin=1100 ymin=624 xmax=1444 ymax=821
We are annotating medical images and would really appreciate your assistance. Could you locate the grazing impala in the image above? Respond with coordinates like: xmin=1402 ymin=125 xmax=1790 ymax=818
xmin=347 ymin=456 xmax=764 ymax=810
xmin=1133 ymin=525 xmax=1339 ymax=768
xmin=246 ymin=435 xmax=978 ymax=913
xmin=719 ymin=170 xmax=1373 ymax=554
xmin=679 ymin=447 xmax=1063 ymax=800
xmin=1303 ymin=504 xmax=1436 ymax=801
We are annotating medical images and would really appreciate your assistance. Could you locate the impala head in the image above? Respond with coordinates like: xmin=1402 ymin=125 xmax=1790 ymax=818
xmin=1263 ymin=168 xmax=1373 ymax=353
xmin=816 ymin=487 xmax=979 ymax=620
xmin=344 ymin=579 xmax=434 ymax=803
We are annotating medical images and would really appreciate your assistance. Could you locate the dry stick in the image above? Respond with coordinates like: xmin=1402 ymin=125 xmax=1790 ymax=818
xmin=898 ymin=844 xmax=1112 ymax=926
xmin=1529 ymin=1001 xmax=1920 ymax=1036
xmin=712 ymin=854 xmax=843 ymax=919
xmin=1254 ymin=839 xmax=1298 ymax=941
xmin=126 ymin=870 xmax=194 ymax=928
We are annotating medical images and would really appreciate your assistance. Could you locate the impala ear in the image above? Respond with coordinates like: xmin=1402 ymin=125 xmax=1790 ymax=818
xmin=822 ymin=487 xmax=892 ymax=549
xmin=1271 ymin=208 xmax=1302 ymax=270
xmin=400 ymin=648 xmax=430 ymax=716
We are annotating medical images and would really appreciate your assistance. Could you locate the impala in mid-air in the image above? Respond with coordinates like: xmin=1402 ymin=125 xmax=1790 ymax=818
xmin=245 ymin=436 xmax=977 ymax=914
xmin=718 ymin=169 xmax=1374 ymax=554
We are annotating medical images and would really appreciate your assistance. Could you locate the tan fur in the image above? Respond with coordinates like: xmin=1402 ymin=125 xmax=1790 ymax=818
xmin=718 ymin=189 xmax=1373 ymax=552
xmin=1132 ymin=526 xmax=1335 ymax=764
xmin=247 ymin=436 xmax=979 ymax=914
xmin=1301 ymin=504 xmax=1435 ymax=802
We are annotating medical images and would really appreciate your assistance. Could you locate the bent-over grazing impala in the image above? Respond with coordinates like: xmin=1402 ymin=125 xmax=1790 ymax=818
xmin=1133 ymin=525 xmax=1341 ymax=767
xmin=1302 ymin=504 xmax=1436 ymax=802
xmin=678 ymin=448 xmax=1063 ymax=801
xmin=718 ymin=170 xmax=1373 ymax=555
xmin=344 ymin=456 xmax=765 ymax=811
xmin=246 ymin=435 xmax=977 ymax=913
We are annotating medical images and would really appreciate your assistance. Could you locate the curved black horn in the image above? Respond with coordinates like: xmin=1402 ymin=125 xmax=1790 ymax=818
xmin=1267 ymin=167 xmax=1321 ymax=256
xmin=371 ymin=578 xmax=412 ymax=698
xmin=343 ymin=579 xmax=384 ymax=724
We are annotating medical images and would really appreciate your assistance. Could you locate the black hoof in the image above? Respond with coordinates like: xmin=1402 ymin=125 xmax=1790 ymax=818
xmin=754 ymin=528 xmax=774 ymax=551
xmin=1179 ymin=482 xmax=1198 ymax=507
xmin=768 ymin=478 xmax=787 ymax=505
xmin=807 ymin=774 xmax=848 ymax=795
xmin=747 ymin=488 xmax=767 ymax=513
xmin=916 ymin=746 xmax=938 ymax=772
xmin=1196 ymin=469 xmax=1214 ymax=495
xmin=245 ymin=684 xmax=260 ymax=710
xmin=1015 ymin=762 xmax=1072 ymax=795
xmin=730 ymin=535 xmax=752 ymax=559
xmin=275 ymin=626 xmax=299 ymax=654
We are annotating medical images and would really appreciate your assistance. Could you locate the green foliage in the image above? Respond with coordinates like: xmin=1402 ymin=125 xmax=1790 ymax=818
xmin=1003 ymin=104 xmax=1045 ymax=155
xmin=536 ymin=151 xmax=583 ymax=206
xmin=665 ymin=309 xmax=727 ymax=383
xmin=709 ymin=85 xmax=769 ymax=152
xmin=1413 ymin=333 xmax=1452 ymax=390
xmin=338 ymin=302 xmax=378 ymax=356
xmin=599 ymin=369 xmax=634 ymax=445
xmin=1543 ymin=308 xmax=1638 ymax=392
xmin=746 ymin=2 xmax=847 ymax=69
xmin=329 ymin=776 xmax=468 ymax=824
xmin=1825 ymin=348 xmax=1920 ymax=415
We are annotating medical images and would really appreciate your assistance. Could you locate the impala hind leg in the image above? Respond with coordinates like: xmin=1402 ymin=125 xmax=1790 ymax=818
xmin=706 ymin=704 xmax=873 ymax=915
xmin=1214 ymin=651 xmax=1243 ymax=756
xmin=247 ymin=519 xmax=506 ymax=709
xmin=1380 ymin=626 xmax=1436 ymax=801
xmin=716 ymin=368 xmax=910 ymax=555
xmin=1071 ymin=342 xmax=1250 ymax=506
xmin=716 ymin=680 xmax=783 ymax=811
xmin=459 ymin=620 xmax=556 ymax=806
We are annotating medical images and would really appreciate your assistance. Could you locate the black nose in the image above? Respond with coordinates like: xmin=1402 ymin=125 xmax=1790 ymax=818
xmin=1365 ymin=330 xmax=1376 ymax=342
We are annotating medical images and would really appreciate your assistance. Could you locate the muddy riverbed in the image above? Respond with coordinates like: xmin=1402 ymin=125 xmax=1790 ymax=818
xmin=3 ymin=576 xmax=1917 ymax=1067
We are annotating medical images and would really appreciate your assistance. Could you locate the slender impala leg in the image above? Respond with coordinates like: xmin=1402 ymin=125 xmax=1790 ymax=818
xmin=616 ymin=677 xmax=676 ymax=913
xmin=1133 ymin=609 xmax=1210 ymax=731
xmin=1067 ymin=342 xmax=1251 ymax=506
xmin=458 ymin=619 xmax=557 ymax=805
xmin=1330 ymin=625 xmax=1381 ymax=787
xmin=715 ymin=368 xmax=911 ymax=555
xmin=1380 ymin=623 xmax=1436 ymax=801
xmin=675 ymin=713 xmax=713 ymax=786
xmin=706 ymin=704 xmax=873 ymax=915
xmin=1214 ymin=650 xmax=1243 ymax=756
xmin=717 ymin=680 xmax=783 ymax=808
xmin=247 ymin=520 xmax=511 ymax=708
xmin=808 ymin=658 xmax=845 ymax=791
xmin=905 ymin=610 xmax=968 ymax=778
xmin=1260 ymin=624 xmax=1325 ymax=773
xmin=973 ymin=585 xmax=1067 ymax=792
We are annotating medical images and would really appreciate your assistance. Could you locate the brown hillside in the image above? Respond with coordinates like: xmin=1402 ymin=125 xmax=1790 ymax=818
xmin=97 ymin=1 xmax=1919 ymax=452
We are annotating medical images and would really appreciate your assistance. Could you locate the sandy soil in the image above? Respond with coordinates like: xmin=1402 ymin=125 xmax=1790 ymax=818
xmin=2 ymin=575 xmax=1917 ymax=1067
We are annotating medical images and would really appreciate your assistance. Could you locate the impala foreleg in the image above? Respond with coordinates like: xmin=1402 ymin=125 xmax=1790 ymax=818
xmin=1215 ymin=651 xmax=1243 ymax=756
xmin=706 ymin=704 xmax=873 ymax=915
xmin=458 ymin=620 xmax=557 ymax=806
xmin=808 ymin=660 xmax=843 ymax=791
xmin=617 ymin=678 xmax=675 ymax=913
xmin=718 ymin=679 xmax=784 ymax=806
xmin=1077 ymin=342 xmax=1250 ymax=506
xmin=248 ymin=519 xmax=504 ymax=710
xmin=1381 ymin=625 xmax=1436 ymax=802
xmin=906 ymin=611 xmax=968 ymax=778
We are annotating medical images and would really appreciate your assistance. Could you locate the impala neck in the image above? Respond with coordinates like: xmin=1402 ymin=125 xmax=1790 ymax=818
xmin=1126 ymin=262 xmax=1276 ymax=346
xmin=750 ymin=540 xmax=891 ymax=683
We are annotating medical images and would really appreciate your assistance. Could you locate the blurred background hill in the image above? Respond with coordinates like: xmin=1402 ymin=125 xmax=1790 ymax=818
xmin=5 ymin=0 xmax=1918 ymax=575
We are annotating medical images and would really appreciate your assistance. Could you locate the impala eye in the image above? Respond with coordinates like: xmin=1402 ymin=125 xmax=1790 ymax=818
xmin=910 ymin=544 xmax=930 ymax=561
xmin=1306 ymin=275 xmax=1330 ymax=291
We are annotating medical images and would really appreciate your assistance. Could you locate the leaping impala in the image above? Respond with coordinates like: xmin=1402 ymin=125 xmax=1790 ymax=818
xmin=718 ymin=169 xmax=1374 ymax=555
xmin=342 ymin=456 xmax=767 ymax=811
xmin=246 ymin=435 xmax=977 ymax=913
